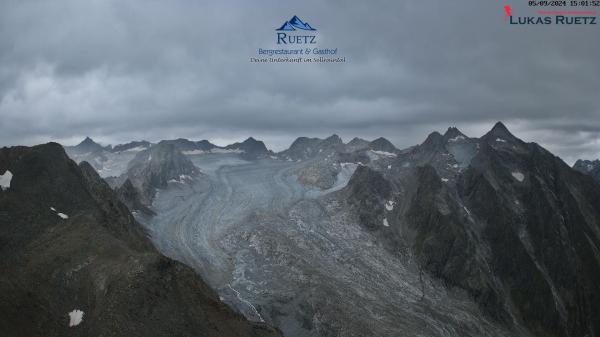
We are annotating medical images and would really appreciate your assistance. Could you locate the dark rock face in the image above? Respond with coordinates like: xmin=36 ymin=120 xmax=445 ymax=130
xmin=115 ymin=179 xmax=155 ymax=216
xmin=159 ymin=138 xmax=207 ymax=152
xmin=279 ymin=137 xmax=323 ymax=160
xmin=0 ymin=143 xmax=281 ymax=337
xmin=279 ymin=135 xmax=345 ymax=161
xmin=369 ymin=137 xmax=397 ymax=153
xmin=63 ymin=138 xmax=110 ymax=172
xmin=346 ymin=165 xmax=392 ymax=229
xmin=344 ymin=123 xmax=600 ymax=337
xmin=320 ymin=134 xmax=344 ymax=149
xmin=67 ymin=137 xmax=105 ymax=155
xmin=457 ymin=142 xmax=600 ymax=337
xmin=196 ymin=139 xmax=218 ymax=152
xmin=124 ymin=142 xmax=201 ymax=204
xmin=346 ymin=137 xmax=370 ymax=151
xmin=573 ymin=159 xmax=600 ymax=182
xmin=225 ymin=137 xmax=271 ymax=160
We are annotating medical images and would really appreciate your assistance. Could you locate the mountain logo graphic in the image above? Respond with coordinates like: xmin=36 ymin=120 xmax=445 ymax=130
xmin=276 ymin=16 xmax=316 ymax=31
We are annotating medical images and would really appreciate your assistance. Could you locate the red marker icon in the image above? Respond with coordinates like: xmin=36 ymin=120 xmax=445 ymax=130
xmin=504 ymin=5 xmax=512 ymax=20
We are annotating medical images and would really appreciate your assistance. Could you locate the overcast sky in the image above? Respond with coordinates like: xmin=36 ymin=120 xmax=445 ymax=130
xmin=0 ymin=0 xmax=599 ymax=164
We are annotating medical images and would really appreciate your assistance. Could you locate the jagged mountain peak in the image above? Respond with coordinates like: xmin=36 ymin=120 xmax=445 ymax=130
xmin=347 ymin=137 xmax=370 ymax=151
xmin=72 ymin=136 xmax=104 ymax=153
xmin=573 ymin=158 xmax=600 ymax=181
xmin=420 ymin=131 xmax=445 ymax=151
xmin=482 ymin=121 xmax=519 ymax=142
xmin=289 ymin=136 xmax=321 ymax=147
xmin=348 ymin=137 xmax=367 ymax=144
xmin=195 ymin=139 xmax=217 ymax=151
xmin=323 ymin=134 xmax=343 ymax=144
xmin=224 ymin=137 xmax=270 ymax=160
xmin=370 ymin=137 xmax=397 ymax=153
xmin=443 ymin=127 xmax=467 ymax=141
xmin=80 ymin=136 xmax=96 ymax=144
xmin=491 ymin=121 xmax=509 ymax=132
xmin=125 ymin=142 xmax=200 ymax=203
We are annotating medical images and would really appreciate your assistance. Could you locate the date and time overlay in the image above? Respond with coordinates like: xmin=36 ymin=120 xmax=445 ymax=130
xmin=504 ymin=0 xmax=598 ymax=24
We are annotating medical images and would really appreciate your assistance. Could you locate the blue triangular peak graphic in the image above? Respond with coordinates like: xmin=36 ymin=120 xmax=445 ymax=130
xmin=276 ymin=16 xmax=316 ymax=31
xmin=277 ymin=21 xmax=296 ymax=31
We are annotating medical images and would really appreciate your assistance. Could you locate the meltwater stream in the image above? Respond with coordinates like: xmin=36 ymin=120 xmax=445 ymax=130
xmin=139 ymin=154 xmax=529 ymax=337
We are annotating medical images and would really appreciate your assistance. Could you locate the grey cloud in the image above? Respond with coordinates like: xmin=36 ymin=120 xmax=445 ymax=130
xmin=0 ymin=0 xmax=599 ymax=165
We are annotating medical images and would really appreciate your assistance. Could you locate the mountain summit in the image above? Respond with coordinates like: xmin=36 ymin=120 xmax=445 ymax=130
xmin=71 ymin=136 xmax=104 ymax=154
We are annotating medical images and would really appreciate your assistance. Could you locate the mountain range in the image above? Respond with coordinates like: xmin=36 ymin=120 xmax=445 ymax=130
xmin=2 ymin=122 xmax=599 ymax=337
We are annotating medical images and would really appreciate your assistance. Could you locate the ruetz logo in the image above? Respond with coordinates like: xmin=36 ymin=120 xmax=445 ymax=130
xmin=276 ymin=15 xmax=317 ymax=44
xmin=252 ymin=14 xmax=345 ymax=63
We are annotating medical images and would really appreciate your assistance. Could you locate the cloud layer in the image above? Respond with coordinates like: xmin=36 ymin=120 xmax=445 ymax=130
xmin=0 ymin=0 xmax=598 ymax=163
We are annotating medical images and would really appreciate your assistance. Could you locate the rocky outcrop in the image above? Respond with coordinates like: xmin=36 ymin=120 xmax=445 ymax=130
xmin=115 ymin=178 xmax=155 ymax=216
xmin=65 ymin=137 xmax=105 ymax=155
xmin=369 ymin=137 xmax=397 ymax=153
xmin=123 ymin=142 xmax=201 ymax=204
xmin=225 ymin=137 xmax=271 ymax=160
xmin=111 ymin=140 xmax=152 ymax=153
xmin=278 ymin=135 xmax=345 ymax=161
xmin=346 ymin=165 xmax=393 ymax=230
xmin=573 ymin=159 xmax=600 ymax=182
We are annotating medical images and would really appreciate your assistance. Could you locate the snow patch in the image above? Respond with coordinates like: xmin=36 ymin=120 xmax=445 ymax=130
xmin=385 ymin=200 xmax=395 ymax=211
xmin=387 ymin=165 xmax=392 ymax=170
xmin=512 ymin=171 xmax=525 ymax=182
xmin=496 ymin=138 xmax=507 ymax=143
xmin=383 ymin=218 xmax=389 ymax=227
xmin=370 ymin=150 xmax=397 ymax=158
xmin=182 ymin=150 xmax=206 ymax=155
xmin=68 ymin=309 xmax=84 ymax=327
xmin=57 ymin=213 xmax=69 ymax=219
xmin=448 ymin=135 xmax=466 ymax=142
xmin=0 ymin=170 xmax=13 ymax=190
xmin=147 ymin=155 xmax=152 ymax=162
xmin=50 ymin=207 xmax=56 ymax=211
xmin=441 ymin=178 xmax=449 ymax=182
xmin=211 ymin=148 xmax=244 ymax=154
xmin=123 ymin=146 xmax=147 ymax=152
